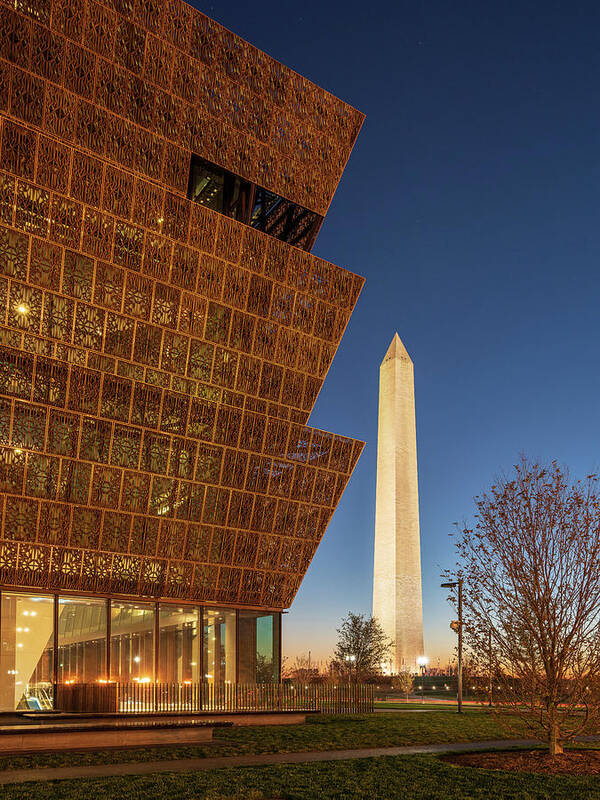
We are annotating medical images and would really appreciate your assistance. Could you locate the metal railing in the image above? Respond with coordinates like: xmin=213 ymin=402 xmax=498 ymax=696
xmin=54 ymin=682 xmax=374 ymax=715
xmin=21 ymin=684 xmax=54 ymax=711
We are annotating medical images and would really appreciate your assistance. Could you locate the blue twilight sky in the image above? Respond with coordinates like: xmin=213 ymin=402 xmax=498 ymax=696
xmin=192 ymin=0 xmax=600 ymax=666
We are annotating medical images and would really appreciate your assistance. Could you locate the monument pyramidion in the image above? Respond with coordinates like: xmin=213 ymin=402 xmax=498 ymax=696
xmin=372 ymin=334 xmax=424 ymax=674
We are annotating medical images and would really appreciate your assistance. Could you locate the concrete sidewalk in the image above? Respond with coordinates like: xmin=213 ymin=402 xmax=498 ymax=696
xmin=0 ymin=737 xmax=566 ymax=784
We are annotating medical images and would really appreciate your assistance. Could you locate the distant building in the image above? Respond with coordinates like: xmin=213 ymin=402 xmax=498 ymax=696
xmin=373 ymin=334 xmax=424 ymax=672
xmin=0 ymin=0 xmax=364 ymax=710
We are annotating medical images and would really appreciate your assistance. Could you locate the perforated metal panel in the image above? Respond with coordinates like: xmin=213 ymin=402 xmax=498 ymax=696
xmin=0 ymin=0 xmax=364 ymax=610
xmin=0 ymin=0 xmax=363 ymax=216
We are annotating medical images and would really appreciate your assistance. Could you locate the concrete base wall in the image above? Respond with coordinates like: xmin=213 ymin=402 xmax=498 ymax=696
xmin=0 ymin=712 xmax=308 ymax=754
xmin=0 ymin=724 xmax=214 ymax=754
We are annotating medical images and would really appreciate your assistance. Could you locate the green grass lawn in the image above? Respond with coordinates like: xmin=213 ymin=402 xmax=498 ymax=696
xmin=3 ymin=755 xmax=600 ymax=800
xmin=0 ymin=709 xmax=529 ymax=772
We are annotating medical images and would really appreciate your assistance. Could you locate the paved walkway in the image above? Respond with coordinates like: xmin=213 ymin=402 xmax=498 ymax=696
xmin=0 ymin=737 xmax=574 ymax=784
xmin=374 ymin=708 xmax=432 ymax=713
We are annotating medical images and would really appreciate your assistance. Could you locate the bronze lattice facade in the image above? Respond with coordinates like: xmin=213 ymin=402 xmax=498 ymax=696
xmin=0 ymin=0 xmax=365 ymax=616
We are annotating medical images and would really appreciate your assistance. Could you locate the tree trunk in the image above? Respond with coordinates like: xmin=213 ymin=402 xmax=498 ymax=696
xmin=549 ymin=722 xmax=563 ymax=756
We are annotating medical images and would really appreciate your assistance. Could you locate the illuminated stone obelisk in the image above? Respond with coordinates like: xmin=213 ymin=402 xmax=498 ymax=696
xmin=373 ymin=333 xmax=424 ymax=673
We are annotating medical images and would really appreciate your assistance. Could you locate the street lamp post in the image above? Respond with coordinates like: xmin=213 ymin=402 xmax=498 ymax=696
xmin=441 ymin=579 xmax=463 ymax=714
xmin=344 ymin=654 xmax=356 ymax=683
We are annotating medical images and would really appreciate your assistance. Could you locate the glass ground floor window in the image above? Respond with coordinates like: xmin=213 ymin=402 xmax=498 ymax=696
xmin=158 ymin=605 xmax=201 ymax=683
xmin=58 ymin=596 xmax=107 ymax=684
xmin=238 ymin=611 xmax=281 ymax=683
xmin=0 ymin=592 xmax=54 ymax=711
xmin=203 ymin=607 xmax=236 ymax=684
xmin=110 ymin=601 xmax=155 ymax=683
xmin=0 ymin=590 xmax=281 ymax=709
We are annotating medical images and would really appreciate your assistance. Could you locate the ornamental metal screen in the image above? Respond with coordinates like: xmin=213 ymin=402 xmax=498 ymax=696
xmin=0 ymin=0 xmax=364 ymax=611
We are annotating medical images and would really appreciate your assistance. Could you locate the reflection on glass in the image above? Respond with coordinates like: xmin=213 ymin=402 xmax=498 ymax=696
xmin=187 ymin=155 xmax=322 ymax=252
xmin=0 ymin=592 xmax=54 ymax=711
xmin=238 ymin=611 xmax=280 ymax=683
xmin=158 ymin=605 xmax=201 ymax=683
xmin=110 ymin=602 xmax=154 ymax=682
xmin=249 ymin=187 xmax=282 ymax=229
xmin=188 ymin=158 xmax=224 ymax=210
xmin=188 ymin=156 xmax=251 ymax=221
xmin=249 ymin=187 xmax=321 ymax=249
xmin=203 ymin=608 xmax=236 ymax=683
xmin=58 ymin=596 xmax=107 ymax=684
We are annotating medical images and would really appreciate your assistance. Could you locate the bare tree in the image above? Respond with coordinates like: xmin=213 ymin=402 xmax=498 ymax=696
xmin=332 ymin=612 xmax=392 ymax=682
xmin=447 ymin=458 xmax=600 ymax=755
xmin=283 ymin=653 xmax=324 ymax=684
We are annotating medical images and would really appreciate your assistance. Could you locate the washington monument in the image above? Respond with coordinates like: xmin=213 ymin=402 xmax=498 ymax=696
xmin=373 ymin=333 xmax=424 ymax=673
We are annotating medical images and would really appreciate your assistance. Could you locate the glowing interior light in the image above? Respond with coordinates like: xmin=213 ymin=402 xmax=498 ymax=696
xmin=15 ymin=302 xmax=30 ymax=316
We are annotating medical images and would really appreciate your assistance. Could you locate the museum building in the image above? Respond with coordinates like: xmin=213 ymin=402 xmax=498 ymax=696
xmin=0 ymin=0 xmax=364 ymax=710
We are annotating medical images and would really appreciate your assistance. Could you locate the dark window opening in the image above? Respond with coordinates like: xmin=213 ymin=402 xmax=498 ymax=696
xmin=188 ymin=157 xmax=252 ymax=222
xmin=188 ymin=155 xmax=322 ymax=252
